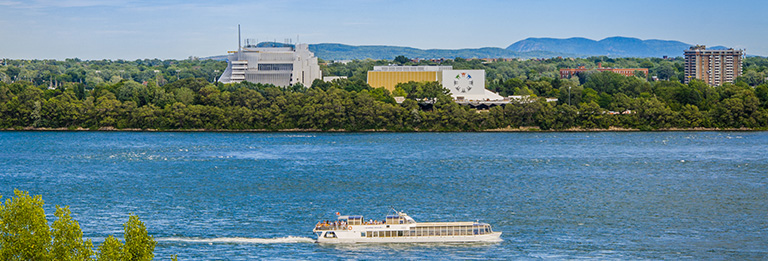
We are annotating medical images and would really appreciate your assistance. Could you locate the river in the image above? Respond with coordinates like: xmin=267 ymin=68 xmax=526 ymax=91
xmin=1 ymin=131 xmax=766 ymax=259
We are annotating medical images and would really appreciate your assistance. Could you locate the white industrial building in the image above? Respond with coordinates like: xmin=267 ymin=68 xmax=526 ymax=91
xmin=218 ymin=43 xmax=321 ymax=87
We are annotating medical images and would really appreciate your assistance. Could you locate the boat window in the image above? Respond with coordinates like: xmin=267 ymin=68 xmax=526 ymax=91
xmin=348 ymin=216 xmax=363 ymax=225
xmin=324 ymin=232 xmax=336 ymax=238
xmin=361 ymin=232 xmax=366 ymax=237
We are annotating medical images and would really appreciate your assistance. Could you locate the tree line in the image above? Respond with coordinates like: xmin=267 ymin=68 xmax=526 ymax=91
xmin=1 ymin=56 xmax=767 ymax=131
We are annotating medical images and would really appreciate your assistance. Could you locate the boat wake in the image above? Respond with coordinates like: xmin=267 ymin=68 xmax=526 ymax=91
xmin=156 ymin=236 xmax=315 ymax=244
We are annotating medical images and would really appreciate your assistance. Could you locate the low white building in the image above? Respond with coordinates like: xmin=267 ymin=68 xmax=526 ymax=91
xmin=323 ymin=76 xmax=348 ymax=82
xmin=438 ymin=70 xmax=504 ymax=101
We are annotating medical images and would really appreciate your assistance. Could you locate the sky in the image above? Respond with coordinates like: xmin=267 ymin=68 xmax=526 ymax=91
xmin=1 ymin=0 xmax=766 ymax=60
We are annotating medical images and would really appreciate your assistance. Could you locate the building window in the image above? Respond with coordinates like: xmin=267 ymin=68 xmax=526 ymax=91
xmin=258 ymin=63 xmax=293 ymax=71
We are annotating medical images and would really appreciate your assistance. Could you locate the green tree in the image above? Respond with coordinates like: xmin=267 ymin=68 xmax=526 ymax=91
xmin=581 ymin=88 xmax=599 ymax=104
xmin=97 ymin=236 xmax=124 ymax=261
xmin=5 ymin=66 xmax=21 ymax=81
xmin=655 ymin=62 xmax=677 ymax=81
xmin=755 ymin=84 xmax=768 ymax=108
xmin=122 ymin=214 xmax=156 ymax=261
xmin=0 ymin=190 xmax=52 ymax=260
xmin=0 ymin=189 xmax=162 ymax=261
xmin=51 ymin=206 xmax=95 ymax=260
xmin=173 ymin=88 xmax=195 ymax=105
xmin=94 ymin=92 xmax=122 ymax=127
xmin=394 ymin=55 xmax=409 ymax=64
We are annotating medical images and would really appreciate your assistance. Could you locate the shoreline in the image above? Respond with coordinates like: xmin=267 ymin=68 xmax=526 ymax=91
xmin=1 ymin=126 xmax=761 ymax=132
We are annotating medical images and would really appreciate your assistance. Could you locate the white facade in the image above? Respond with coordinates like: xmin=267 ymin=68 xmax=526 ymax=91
xmin=439 ymin=70 xmax=504 ymax=101
xmin=322 ymin=76 xmax=348 ymax=82
xmin=218 ymin=43 xmax=321 ymax=87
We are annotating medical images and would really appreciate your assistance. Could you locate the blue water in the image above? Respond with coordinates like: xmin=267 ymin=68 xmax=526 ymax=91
xmin=1 ymin=131 xmax=767 ymax=259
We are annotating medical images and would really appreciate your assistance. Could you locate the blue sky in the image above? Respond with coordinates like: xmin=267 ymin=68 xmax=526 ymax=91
xmin=1 ymin=0 xmax=766 ymax=60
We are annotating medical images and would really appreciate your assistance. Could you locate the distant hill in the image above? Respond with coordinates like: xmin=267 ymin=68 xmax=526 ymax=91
xmin=506 ymin=36 xmax=728 ymax=58
xmin=202 ymin=37 xmax=738 ymax=61
xmin=204 ymin=43 xmax=570 ymax=61
xmin=308 ymin=43 xmax=568 ymax=61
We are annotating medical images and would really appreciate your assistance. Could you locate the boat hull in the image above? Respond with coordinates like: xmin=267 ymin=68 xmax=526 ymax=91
xmin=316 ymin=231 xmax=502 ymax=244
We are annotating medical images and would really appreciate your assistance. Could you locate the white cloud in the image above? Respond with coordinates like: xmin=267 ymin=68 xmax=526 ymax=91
xmin=0 ymin=0 xmax=21 ymax=6
xmin=5 ymin=0 xmax=131 ymax=9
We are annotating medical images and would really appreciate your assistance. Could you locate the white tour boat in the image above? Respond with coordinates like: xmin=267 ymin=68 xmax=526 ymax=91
xmin=313 ymin=210 xmax=502 ymax=243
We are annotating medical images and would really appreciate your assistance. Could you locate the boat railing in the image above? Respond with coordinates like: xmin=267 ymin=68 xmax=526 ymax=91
xmin=314 ymin=223 xmax=348 ymax=231
xmin=315 ymin=220 xmax=392 ymax=230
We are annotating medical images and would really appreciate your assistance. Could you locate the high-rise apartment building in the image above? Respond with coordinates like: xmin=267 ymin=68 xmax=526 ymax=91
xmin=684 ymin=45 xmax=744 ymax=86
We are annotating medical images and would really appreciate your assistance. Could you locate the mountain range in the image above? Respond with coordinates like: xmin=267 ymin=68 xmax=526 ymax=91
xmin=206 ymin=37 xmax=731 ymax=61
xmin=306 ymin=44 xmax=564 ymax=61
xmin=506 ymin=36 xmax=727 ymax=58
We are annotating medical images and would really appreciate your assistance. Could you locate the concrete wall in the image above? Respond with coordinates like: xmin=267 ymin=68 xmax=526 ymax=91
xmin=439 ymin=70 xmax=486 ymax=99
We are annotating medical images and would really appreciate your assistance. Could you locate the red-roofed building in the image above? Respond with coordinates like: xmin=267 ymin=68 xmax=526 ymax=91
xmin=559 ymin=62 xmax=648 ymax=79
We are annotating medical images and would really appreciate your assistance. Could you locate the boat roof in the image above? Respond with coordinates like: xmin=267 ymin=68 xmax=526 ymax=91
xmin=337 ymin=215 xmax=363 ymax=219
xmin=415 ymin=222 xmax=488 ymax=226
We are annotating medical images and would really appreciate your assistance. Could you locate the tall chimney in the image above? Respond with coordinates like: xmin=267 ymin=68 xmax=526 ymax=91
xmin=237 ymin=24 xmax=241 ymax=60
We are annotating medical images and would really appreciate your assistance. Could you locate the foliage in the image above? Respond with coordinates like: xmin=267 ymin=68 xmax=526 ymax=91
xmin=0 ymin=190 xmax=51 ymax=260
xmin=52 ymin=206 xmax=95 ymax=260
xmin=2 ymin=56 xmax=768 ymax=131
xmin=122 ymin=214 xmax=156 ymax=261
xmin=0 ymin=190 xmax=160 ymax=260
xmin=97 ymin=236 xmax=124 ymax=261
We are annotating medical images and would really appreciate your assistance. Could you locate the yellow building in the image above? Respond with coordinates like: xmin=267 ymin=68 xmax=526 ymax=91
xmin=367 ymin=66 xmax=452 ymax=91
